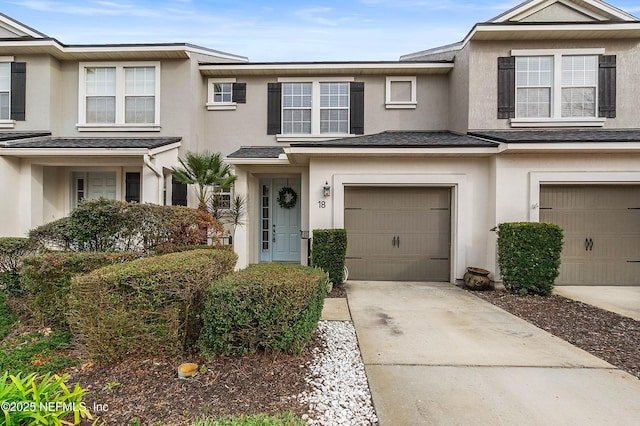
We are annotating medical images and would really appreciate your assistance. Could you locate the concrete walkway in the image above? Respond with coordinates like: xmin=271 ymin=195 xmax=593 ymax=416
xmin=346 ymin=281 xmax=640 ymax=426
xmin=553 ymin=286 xmax=640 ymax=321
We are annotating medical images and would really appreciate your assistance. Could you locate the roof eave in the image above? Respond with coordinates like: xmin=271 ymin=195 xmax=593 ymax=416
xmin=498 ymin=142 xmax=640 ymax=153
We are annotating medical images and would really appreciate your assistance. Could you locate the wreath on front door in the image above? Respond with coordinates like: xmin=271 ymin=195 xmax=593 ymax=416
xmin=277 ymin=187 xmax=298 ymax=209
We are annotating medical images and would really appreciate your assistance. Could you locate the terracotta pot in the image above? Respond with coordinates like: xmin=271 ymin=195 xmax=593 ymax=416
xmin=463 ymin=267 xmax=492 ymax=291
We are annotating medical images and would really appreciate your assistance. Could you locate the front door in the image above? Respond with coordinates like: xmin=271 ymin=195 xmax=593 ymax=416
xmin=259 ymin=177 xmax=301 ymax=262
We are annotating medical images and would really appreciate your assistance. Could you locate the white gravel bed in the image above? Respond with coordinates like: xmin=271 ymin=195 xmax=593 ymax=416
xmin=298 ymin=321 xmax=378 ymax=426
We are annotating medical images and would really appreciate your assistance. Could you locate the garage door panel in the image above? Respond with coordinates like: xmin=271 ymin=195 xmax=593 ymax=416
xmin=540 ymin=185 xmax=640 ymax=286
xmin=345 ymin=187 xmax=451 ymax=281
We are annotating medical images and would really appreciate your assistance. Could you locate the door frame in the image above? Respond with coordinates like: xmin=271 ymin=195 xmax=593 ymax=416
xmin=258 ymin=176 xmax=302 ymax=263
xmin=332 ymin=173 xmax=465 ymax=282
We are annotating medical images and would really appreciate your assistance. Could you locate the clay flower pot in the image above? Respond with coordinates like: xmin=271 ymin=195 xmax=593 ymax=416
xmin=463 ymin=267 xmax=492 ymax=291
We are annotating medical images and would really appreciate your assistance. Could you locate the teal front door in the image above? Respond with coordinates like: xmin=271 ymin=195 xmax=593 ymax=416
xmin=259 ymin=177 xmax=301 ymax=262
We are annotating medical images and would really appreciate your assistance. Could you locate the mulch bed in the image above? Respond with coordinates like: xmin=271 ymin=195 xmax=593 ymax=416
xmin=327 ymin=284 xmax=347 ymax=298
xmin=69 ymin=337 xmax=321 ymax=425
xmin=469 ymin=288 xmax=640 ymax=379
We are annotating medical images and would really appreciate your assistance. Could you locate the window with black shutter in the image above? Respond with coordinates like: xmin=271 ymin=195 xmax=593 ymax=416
xmin=125 ymin=172 xmax=141 ymax=203
xmin=171 ymin=175 xmax=188 ymax=206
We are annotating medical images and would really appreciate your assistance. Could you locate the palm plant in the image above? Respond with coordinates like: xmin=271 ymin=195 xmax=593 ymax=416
xmin=172 ymin=151 xmax=237 ymax=212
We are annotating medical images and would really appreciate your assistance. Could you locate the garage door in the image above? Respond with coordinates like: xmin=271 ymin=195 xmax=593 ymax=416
xmin=344 ymin=187 xmax=451 ymax=281
xmin=540 ymin=185 xmax=640 ymax=285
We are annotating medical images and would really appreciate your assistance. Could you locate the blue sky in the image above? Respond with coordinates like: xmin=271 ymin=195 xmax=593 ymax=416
xmin=2 ymin=0 xmax=640 ymax=61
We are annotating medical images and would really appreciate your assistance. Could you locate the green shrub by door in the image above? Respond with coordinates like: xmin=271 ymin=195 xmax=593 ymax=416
xmin=495 ymin=222 xmax=563 ymax=295
xmin=311 ymin=229 xmax=347 ymax=284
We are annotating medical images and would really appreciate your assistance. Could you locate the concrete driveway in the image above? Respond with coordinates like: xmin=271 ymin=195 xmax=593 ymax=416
xmin=553 ymin=286 xmax=640 ymax=321
xmin=346 ymin=281 xmax=640 ymax=426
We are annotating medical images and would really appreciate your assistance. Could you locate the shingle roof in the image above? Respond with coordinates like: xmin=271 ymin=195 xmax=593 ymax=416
xmin=0 ymin=132 xmax=51 ymax=142
xmin=470 ymin=130 xmax=640 ymax=143
xmin=292 ymin=131 xmax=499 ymax=148
xmin=1 ymin=137 xmax=181 ymax=149
xmin=227 ymin=146 xmax=285 ymax=158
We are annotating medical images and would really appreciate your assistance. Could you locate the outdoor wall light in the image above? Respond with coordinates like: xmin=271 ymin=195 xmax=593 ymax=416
xmin=323 ymin=181 xmax=331 ymax=197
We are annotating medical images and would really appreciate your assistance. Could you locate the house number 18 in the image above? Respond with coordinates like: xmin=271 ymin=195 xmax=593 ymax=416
xmin=318 ymin=201 xmax=326 ymax=208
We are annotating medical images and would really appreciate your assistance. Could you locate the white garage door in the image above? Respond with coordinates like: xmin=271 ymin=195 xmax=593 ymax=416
xmin=540 ymin=185 xmax=640 ymax=285
xmin=344 ymin=187 xmax=451 ymax=281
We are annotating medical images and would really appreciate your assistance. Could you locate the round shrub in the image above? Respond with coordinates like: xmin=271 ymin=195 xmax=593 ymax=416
xmin=198 ymin=263 xmax=328 ymax=357
xmin=68 ymin=249 xmax=237 ymax=362
xmin=20 ymin=251 xmax=144 ymax=326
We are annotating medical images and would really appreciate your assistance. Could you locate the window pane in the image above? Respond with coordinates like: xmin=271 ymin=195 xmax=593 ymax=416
xmin=516 ymin=57 xmax=552 ymax=86
xmin=320 ymin=82 xmax=349 ymax=107
xmin=320 ymin=109 xmax=348 ymax=134
xmin=283 ymin=83 xmax=311 ymax=108
xmin=125 ymin=67 xmax=155 ymax=95
xmin=516 ymin=88 xmax=550 ymax=118
xmin=0 ymin=63 xmax=10 ymax=91
xmin=86 ymin=96 xmax=116 ymax=123
xmin=390 ymin=81 xmax=412 ymax=102
xmin=0 ymin=92 xmax=9 ymax=120
xmin=213 ymin=82 xmax=232 ymax=103
xmin=283 ymin=108 xmax=311 ymax=134
xmin=562 ymin=56 xmax=597 ymax=86
xmin=561 ymin=87 xmax=595 ymax=117
xmin=125 ymin=96 xmax=155 ymax=123
xmin=86 ymin=67 xmax=115 ymax=96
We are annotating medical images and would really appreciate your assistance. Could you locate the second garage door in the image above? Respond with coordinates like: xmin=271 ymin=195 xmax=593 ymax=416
xmin=540 ymin=185 xmax=640 ymax=285
xmin=344 ymin=187 xmax=451 ymax=281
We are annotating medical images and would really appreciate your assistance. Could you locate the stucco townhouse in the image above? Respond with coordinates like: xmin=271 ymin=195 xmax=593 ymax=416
xmin=1 ymin=0 xmax=639 ymax=286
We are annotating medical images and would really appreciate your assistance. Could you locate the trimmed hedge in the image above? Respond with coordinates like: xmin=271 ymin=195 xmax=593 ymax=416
xmin=20 ymin=251 xmax=144 ymax=326
xmin=311 ymin=229 xmax=347 ymax=284
xmin=28 ymin=198 xmax=223 ymax=253
xmin=68 ymin=249 xmax=237 ymax=362
xmin=0 ymin=237 xmax=41 ymax=296
xmin=198 ymin=263 xmax=329 ymax=357
xmin=496 ymin=222 xmax=564 ymax=296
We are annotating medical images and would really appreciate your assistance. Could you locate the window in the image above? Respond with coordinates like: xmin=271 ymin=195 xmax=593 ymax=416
xmin=206 ymin=78 xmax=246 ymax=110
xmin=267 ymin=79 xmax=364 ymax=138
xmin=385 ymin=76 xmax=417 ymax=109
xmin=500 ymin=49 xmax=614 ymax=126
xmin=0 ymin=63 xmax=10 ymax=120
xmin=78 ymin=62 xmax=160 ymax=130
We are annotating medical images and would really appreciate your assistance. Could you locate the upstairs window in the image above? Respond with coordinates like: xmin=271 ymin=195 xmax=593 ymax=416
xmin=499 ymin=49 xmax=615 ymax=126
xmin=0 ymin=63 xmax=10 ymax=120
xmin=0 ymin=59 xmax=26 ymax=126
xmin=206 ymin=78 xmax=246 ymax=110
xmin=79 ymin=62 xmax=160 ymax=130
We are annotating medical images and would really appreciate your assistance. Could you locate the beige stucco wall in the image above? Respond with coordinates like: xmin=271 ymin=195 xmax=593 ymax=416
xmin=203 ymin=74 xmax=451 ymax=158
xmin=488 ymin=152 xmax=640 ymax=279
xmin=447 ymin=45 xmax=470 ymax=133
xmin=10 ymin=55 xmax=57 ymax=132
xmin=0 ymin=156 xmax=21 ymax=236
xmin=468 ymin=39 xmax=640 ymax=130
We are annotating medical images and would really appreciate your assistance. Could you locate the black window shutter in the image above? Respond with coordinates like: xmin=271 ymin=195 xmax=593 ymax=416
xmin=171 ymin=175 xmax=188 ymax=206
xmin=125 ymin=172 xmax=141 ymax=203
xmin=497 ymin=57 xmax=516 ymax=119
xmin=232 ymin=82 xmax=246 ymax=103
xmin=267 ymin=83 xmax=282 ymax=135
xmin=10 ymin=62 xmax=26 ymax=121
xmin=350 ymin=81 xmax=364 ymax=135
xmin=598 ymin=55 xmax=616 ymax=118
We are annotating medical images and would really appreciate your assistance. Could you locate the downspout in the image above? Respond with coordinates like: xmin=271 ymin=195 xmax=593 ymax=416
xmin=143 ymin=154 xmax=164 ymax=205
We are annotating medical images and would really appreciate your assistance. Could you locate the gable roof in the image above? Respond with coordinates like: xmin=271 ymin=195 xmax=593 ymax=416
xmin=491 ymin=0 xmax=637 ymax=23
xmin=0 ymin=12 xmax=47 ymax=38
xmin=401 ymin=0 xmax=640 ymax=61
xmin=0 ymin=136 xmax=181 ymax=149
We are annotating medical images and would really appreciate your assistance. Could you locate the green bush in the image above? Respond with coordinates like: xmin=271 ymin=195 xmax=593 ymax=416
xmin=199 ymin=263 xmax=328 ymax=357
xmin=20 ymin=251 xmax=144 ymax=326
xmin=495 ymin=222 xmax=564 ymax=296
xmin=0 ymin=329 xmax=78 ymax=376
xmin=311 ymin=229 xmax=347 ymax=284
xmin=0 ymin=291 xmax=17 ymax=341
xmin=0 ymin=371 xmax=92 ymax=425
xmin=0 ymin=237 xmax=41 ymax=296
xmin=28 ymin=198 xmax=223 ymax=253
xmin=68 ymin=249 xmax=237 ymax=362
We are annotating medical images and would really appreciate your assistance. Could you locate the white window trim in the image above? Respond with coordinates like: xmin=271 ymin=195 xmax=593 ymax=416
xmin=207 ymin=77 xmax=237 ymax=111
xmin=510 ymin=48 xmax=605 ymax=127
xmin=77 ymin=61 xmax=161 ymax=131
xmin=276 ymin=77 xmax=354 ymax=140
xmin=0 ymin=57 xmax=15 ymax=128
xmin=385 ymin=76 xmax=417 ymax=109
